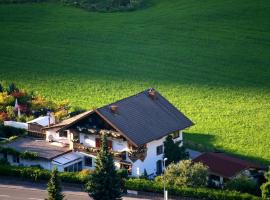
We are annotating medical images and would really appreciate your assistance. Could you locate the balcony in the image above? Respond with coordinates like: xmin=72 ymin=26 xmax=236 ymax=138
xmin=73 ymin=142 xmax=126 ymax=161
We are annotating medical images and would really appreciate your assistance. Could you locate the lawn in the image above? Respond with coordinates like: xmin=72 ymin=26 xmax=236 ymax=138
xmin=0 ymin=0 xmax=269 ymax=164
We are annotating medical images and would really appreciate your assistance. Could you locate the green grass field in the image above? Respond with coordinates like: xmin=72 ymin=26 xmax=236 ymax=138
xmin=0 ymin=0 xmax=269 ymax=164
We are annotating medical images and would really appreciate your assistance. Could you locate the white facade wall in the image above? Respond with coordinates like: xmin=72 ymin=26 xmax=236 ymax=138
xmin=79 ymin=133 xmax=96 ymax=147
xmin=79 ymin=133 xmax=128 ymax=152
xmin=131 ymin=136 xmax=165 ymax=176
xmin=112 ymin=138 xmax=128 ymax=152
xmin=131 ymin=131 xmax=183 ymax=177
xmin=45 ymin=128 xmax=70 ymax=145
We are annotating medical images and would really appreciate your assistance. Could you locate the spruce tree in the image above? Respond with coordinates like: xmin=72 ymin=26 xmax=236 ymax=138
xmin=86 ymin=134 xmax=121 ymax=200
xmin=46 ymin=167 xmax=64 ymax=200
xmin=163 ymin=135 xmax=187 ymax=166
xmin=0 ymin=83 xmax=3 ymax=93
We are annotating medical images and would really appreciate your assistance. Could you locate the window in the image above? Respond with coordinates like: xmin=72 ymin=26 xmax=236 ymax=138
xmin=64 ymin=161 xmax=83 ymax=172
xmin=95 ymin=138 xmax=101 ymax=148
xmin=156 ymin=145 xmax=163 ymax=155
xmin=95 ymin=138 xmax=112 ymax=149
xmin=172 ymin=131 xmax=180 ymax=139
xmin=84 ymin=156 xmax=92 ymax=167
xmin=156 ymin=160 xmax=163 ymax=175
xmin=59 ymin=131 xmax=68 ymax=138
xmin=108 ymin=140 xmax=112 ymax=150
xmin=12 ymin=155 xmax=20 ymax=163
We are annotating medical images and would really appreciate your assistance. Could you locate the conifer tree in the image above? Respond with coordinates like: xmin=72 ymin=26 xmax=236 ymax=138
xmin=0 ymin=83 xmax=3 ymax=93
xmin=46 ymin=167 xmax=64 ymax=200
xmin=86 ymin=134 xmax=121 ymax=200
xmin=163 ymin=135 xmax=187 ymax=166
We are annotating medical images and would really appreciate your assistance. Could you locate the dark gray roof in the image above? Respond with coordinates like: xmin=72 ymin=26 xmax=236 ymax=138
xmin=96 ymin=88 xmax=194 ymax=146
xmin=4 ymin=137 xmax=70 ymax=160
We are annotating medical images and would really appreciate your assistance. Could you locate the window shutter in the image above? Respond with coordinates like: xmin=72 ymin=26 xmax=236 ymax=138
xmin=95 ymin=138 xmax=101 ymax=148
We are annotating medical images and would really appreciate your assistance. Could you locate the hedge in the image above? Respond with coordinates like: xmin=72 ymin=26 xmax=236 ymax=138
xmin=0 ymin=164 xmax=127 ymax=184
xmin=0 ymin=146 xmax=39 ymax=160
xmin=125 ymin=179 xmax=261 ymax=200
xmin=0 ymin=164 xmax=89 ymax=183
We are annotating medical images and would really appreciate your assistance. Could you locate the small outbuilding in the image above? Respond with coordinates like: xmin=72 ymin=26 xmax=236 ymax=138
xmin=193 ymin=152 xmax=265 ymax=187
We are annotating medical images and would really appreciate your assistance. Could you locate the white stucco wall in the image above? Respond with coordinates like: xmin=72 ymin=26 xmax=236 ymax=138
xmin=131 ymin=136 xmax=165 ymax=176
xmin=79 ymin=133 xmax=128 ymax=152
xmin=45 ymin=128 xmax=70 ymax=144
xmin=79 ymin=133 xmax=96 ymax=147
xmin=131 ymin=131 xmax=183 ymax=177
xmin=112 ymin=138 xmax=128 ymax=152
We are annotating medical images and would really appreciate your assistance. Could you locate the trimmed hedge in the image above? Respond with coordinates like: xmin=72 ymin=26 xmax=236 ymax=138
xmin=0 ymin=146 xmax=39 ymax=160
xmin=0 ymin=164 xmax=126 ymax=185
xmin=0 ymin=164 xmax=89 ymax=183
xmin=125 ymin=179 xmax=261 ymax=200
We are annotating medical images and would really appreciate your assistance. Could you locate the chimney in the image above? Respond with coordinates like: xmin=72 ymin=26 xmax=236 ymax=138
xmin=148 ymin=88 xmax=156 ymax=100
xmin=110 ymin=105 xmax=118 ymax=114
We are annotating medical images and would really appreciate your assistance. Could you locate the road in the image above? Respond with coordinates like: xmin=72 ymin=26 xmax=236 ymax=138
xmin=0 ymin=177 xmax=161 ymax=200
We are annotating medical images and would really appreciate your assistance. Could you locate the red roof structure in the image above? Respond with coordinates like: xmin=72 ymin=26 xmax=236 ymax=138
xmin=193 ymin=152 xmax=263 ymax=178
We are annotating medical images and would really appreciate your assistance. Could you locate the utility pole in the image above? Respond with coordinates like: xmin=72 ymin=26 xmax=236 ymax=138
xmin=163 ymin=157 xmax=168 ymax=200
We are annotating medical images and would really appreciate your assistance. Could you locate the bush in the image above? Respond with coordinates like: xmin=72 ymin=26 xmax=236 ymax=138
xmin=261 ymin=181 xmax=270 ymax=199
xmin=61 ymin=0 xmax=145 ymax=12
xmin=0 ymin=164 xmax=90 ymax=183
xmin=261 ymin=168 xmax=270 ymax=199
xmin=155 ymin=160 xmax=208 ymax=188
xmin=225 ymin=175 xmax=259 ymax=195
xmin=126 ymin=178 xmax=261 ymax=200
xmin=0 ymin=124 xmax=26 ymax=138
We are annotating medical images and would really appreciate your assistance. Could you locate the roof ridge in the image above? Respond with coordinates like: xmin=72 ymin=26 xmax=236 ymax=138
xmin=97 ymin=88 xmax=154 ymax=110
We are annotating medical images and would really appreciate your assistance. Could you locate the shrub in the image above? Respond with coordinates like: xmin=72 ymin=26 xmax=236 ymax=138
xmin=6 ymin=106 xmax=15 ymax=120
xmin=20 ymin=150 xmax=39 ymax=160
xmin=126 ymin=178 xmax=261 ymax=200
xmin=261 ymin=168 xmax=270 ymax=199
xmin=0 ymin=92 xmax=15 ymax=110
xmin=225 ymin=175 xmax=259 ymax=195
xmin=0 ymin=112 xmax=8 ymax=123
xmin=46 ymin=168 xmax=64 ymax=200
xmin=0 ymin=124 xmax=26 ymax=138
xmin=61 ymin=0 xmax=145 ymax=12
xmin=156 ymin=160 xmax=208 ymax=188
xmin=261 ymin=181 xmax=270 ymax=199
xmin=0 ymin=164 xmax=90 ymax=183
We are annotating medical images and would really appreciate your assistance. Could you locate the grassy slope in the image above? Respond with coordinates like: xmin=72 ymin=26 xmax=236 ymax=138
xmin=0 ymin=0 xmax=269 ymax=163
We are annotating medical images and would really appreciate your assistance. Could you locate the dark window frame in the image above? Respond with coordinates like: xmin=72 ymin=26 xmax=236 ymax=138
xmin=12 ymin=155 xmax=20 ymax=163
xmin=59 ymin=130 xmax=68 ymax=138
xmin=84 ymin=156 xmax=92 ymax=167
xmin=156 ymin=145 xmax=163 ymax=155
xmin=172 ymin=131 xmax=180 ymax=139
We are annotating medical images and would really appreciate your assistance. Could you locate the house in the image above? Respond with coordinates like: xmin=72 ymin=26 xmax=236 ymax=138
xmin=1 ymin=88 xmax=194 ymax=177
xmin=4 ymin=115 xmax=55 ymax=138
xmin=193 ymin=152 xmax=265 ymax=187
xmin=0 ymin=137 xmax=71 ymax=170
xmin=43 ymin=88 xmax=194 ymax=176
